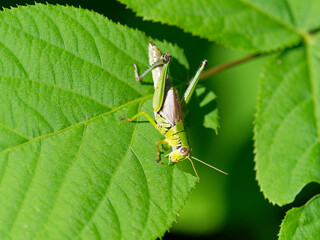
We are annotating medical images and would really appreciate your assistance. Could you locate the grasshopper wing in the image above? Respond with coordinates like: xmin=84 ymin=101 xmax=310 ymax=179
xmin=149 ymin=42 xmax=162 ymax=89
xmin=160 ymin=86 xmax=183 ymax=125
xmin=149 ymin=42 xmax=183 ymax=125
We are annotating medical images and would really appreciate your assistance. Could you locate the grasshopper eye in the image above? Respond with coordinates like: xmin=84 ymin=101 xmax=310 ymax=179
xmin=162 ymin=53 xmax=172 ymax=63
xmin=179 ymin=147 xmax=189 ymax=156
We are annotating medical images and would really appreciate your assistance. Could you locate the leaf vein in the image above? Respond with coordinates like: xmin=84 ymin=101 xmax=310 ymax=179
xmin=239 ymin=0 xmax=297 ymax=34
xmin=0 ymin=74 xmax=112 ymax=109
xmin=268 ymin=97 xmax=312 ymax=163
xmin=91 ymin=219 xmax=102 ymax=240
xmin=262 ymin=61 xmax=304 ymax=114
xmin=0 ymin=122 xmax=30 ymax=140
xmin=24 ymin=9 xmax=42 ymax=41
xmin=14 ymin=87 xmax=55 ymax=134
xmin=283 ymin=0 xmax=297 ymax=27
xmin=73 ymin=101 xmax=143 ymax=238
xmin=0 ymin=152 xmax=9 ymax=186
xmin=112 ymin=180 xmax=132 ymax=209
xmin=0 ymin=94 xmax=152 ymax=156
xmin=0 ymin=41 xmax=29 ymax=78
xmin=293 ymin=140 xmax=318 ymax=174
xmin=55 ymin=8 xmax=104 ymax=67
xmin=130 ymin=147 xmax=151 ymax=236
xmin=106 ymin=196 xmax=122 ymax=239
xmin=84 ymin=9 xmax=148 ymax=68
xmin=7 ymin=139 xmax=43 ymax=235
xmin=2 ymin=19 xmax=142 ymax=96
xmin=36 ymin=7 xmax=66 ymax=48
xmin=305 ymin=39 xmax=320 ymax=145
xmin=33 ymin=124 xmax=88 ymax=238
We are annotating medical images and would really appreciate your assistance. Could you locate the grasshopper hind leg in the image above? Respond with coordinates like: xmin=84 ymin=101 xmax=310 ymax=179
xmin=156 ymin=140 xmax=169 ymax=164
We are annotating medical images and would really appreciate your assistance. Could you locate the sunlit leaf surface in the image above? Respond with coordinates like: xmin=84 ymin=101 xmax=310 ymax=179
xmin=0 ymin=4 xmax=204 ymax=239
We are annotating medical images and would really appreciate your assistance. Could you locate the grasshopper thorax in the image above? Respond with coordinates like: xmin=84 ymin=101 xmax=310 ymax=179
xmin=169 ymin=146 xmax=191 ymax=164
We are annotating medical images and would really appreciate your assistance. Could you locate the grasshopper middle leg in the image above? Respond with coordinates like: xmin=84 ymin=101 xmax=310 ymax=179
xmin=156 ymin=140 xmax=169 ymax=164
xmin=119 ymin=112 xmax=157 ymax=129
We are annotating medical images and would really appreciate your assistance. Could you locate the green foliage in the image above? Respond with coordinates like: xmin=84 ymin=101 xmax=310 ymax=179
xmin=0 ymin=4 xmax=206 ymax=239
xmin=255 ymin=35 xmax=320 ymax=206
xmin=118 ymin=0 xmax=320 ymax=239
xmin=119 ymin=0 xmax=319 ymax=52
xmin=2 ymin=0 xmax=320 ymax=239
xmin=253 ymin=33 xmax=320 ymax=238
xmin=279 ymin=195 xmax=320 ymax=240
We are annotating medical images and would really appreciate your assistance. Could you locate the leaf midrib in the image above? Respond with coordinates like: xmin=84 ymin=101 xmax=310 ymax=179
xmin=239 ymin=0 xmax=297 ymax=34
xmin=138 ymin=0 xmax=300 ymax=36
xmin=0 ymin=94 xmax=153 ymax=156
xmin=305 ymin=36 xmax=320 ymax=144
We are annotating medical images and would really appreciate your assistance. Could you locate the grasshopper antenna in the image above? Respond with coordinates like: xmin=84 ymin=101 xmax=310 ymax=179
xmin=132 ymin=62 xmax=156 ymax=82
xmin=191 ymin=156 xmax=228 ymax=175
xmin=187 ymin=157 xmax=200 ymax=180
xmin=133 ymin=53 xmax=171 ymax=82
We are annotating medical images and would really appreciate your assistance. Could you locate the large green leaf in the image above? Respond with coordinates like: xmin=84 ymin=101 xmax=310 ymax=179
xmin=0 ymin=4 xmax=205 ymax=239
xmin=119 ymin=0 xmax=320 ymax=52
xmin=254 ymin=33 xmax=320 ymax=206
xmin=279 ymin=195 xmax=320 ymax=240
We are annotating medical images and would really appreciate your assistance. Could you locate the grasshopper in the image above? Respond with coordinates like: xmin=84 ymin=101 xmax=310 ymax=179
xmin=120 ymin=42 xmax=227 ymax=179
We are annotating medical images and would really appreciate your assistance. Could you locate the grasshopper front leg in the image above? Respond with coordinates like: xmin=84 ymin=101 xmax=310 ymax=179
xmin=132 ymin=52 xmax=169 ymax=82
xmin=156 ymin=140 xmax=169 ymax=164
xmin=119 ymin=112 xmax=157 ymax=129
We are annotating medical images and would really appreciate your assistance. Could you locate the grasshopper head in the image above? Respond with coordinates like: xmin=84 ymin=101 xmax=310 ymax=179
xmin=169 ymin=147 xmax=191 ymax=164
xmin=161 ymin=53 xmax=172 ymax=64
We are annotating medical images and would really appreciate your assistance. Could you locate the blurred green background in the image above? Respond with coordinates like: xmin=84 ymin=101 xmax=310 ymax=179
xmin=3 ymin=0 xmax=312 ymax=239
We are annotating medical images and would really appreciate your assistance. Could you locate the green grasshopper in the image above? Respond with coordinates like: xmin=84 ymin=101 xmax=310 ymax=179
xmin=120 ymin=42 xmax=227 ymax=179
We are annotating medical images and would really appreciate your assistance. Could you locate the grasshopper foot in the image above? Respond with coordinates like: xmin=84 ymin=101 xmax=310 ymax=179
xmin=132 ymin=63 xmax=141 ymax=82
xmin=156 ymin=151 xmax=163 ymax=164
xmin=162 ymin=145 xmax=169 ymax=151
xmin=156 ymin=159 xmax=163 ymax=164
xmin=119 ymin=116 xmax=130 ymax=122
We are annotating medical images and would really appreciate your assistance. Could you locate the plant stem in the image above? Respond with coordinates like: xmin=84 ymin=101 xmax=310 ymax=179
xmin=309 ymin=27 xmax=320 ymax=35
xmin=199 ymin=53 xmax=262 ymax=81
